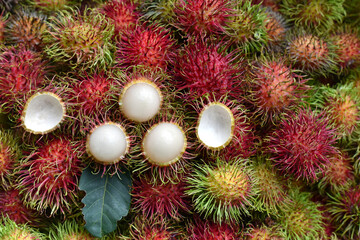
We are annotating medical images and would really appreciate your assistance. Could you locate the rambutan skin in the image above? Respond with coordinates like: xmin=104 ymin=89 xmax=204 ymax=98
xmin=115 ymin=23 xmax=175 ymax=72
xmin=267 ymin=107 xmax=339 ymax=182
xmin=17 ymin=135 xmax=83 ymax=216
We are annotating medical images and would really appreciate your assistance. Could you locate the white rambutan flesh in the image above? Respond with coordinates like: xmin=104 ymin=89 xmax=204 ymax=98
xmin=120 ymin=79 xmax=162 ymax=122
xmin=143 ymin=122 xmax=186 ymax=166
xmin=197 ymin=103 xmax=234 ymax=149
xmin=87 ymin=123 xmax=129 ymax=164
xmin=22 ymin=92 xmax=65 ymax=134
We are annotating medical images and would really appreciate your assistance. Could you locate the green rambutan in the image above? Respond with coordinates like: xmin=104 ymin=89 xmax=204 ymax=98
xmin=243 ymin=224 xmax=284 ymax=240
xmin=287 ymin=32 xmax=338 ymax=76
xmin=267 ymin=107 xmax=339 ymax=183
xmin=248 ymin=56 xmax=308 ymax=125
xmin=328 ymin=186 xmax=360 ymax=239
xmin=280 ymin=0 xmax=345 ymax=34
xmin=0 ymin=46 xmax=49 ymax=112
xmin=48 ymin=219 xmax=97 ymax=240
xmin=175 ymin=38 xmax=243 ymax=100
xmin=173 ymin=0 xmax=233 ymax=37
xmin=17 ymin=135 xmax=83 ymax=216
xmin=31 ymin=0 xmax=71 ymax=12
xmin=224 ymin=1 xmax=268 ymax=54
xmin=44 ymin=8 xmax=114 ymax=70
xmin=101 ymin=0 xmax=140 ymax=38
xmin=0 ymin=130 xmax=21 ymax=189
xmin=186 ymin=158 xmax=257 ymax=223
xmin=279 ymin=189 xmax=325 ymax=240
xmin=131 ymin=174 xmax=191 ymax=221
xmin=115 ymin=23 xmax=175 ymax=72
xmin=0 ymin=188 xmax=40 ymax=225
xmin=0 ymin=217 xmax=46 ymax=240
xmin=5 ymin=9 xmax=47 ymax=51
xmin=141 ymin=0 xmax=177 ymax=27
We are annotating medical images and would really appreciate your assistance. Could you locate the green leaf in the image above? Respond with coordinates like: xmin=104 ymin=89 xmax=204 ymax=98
xmin=79 ymin=168 xmax=132 ymax=238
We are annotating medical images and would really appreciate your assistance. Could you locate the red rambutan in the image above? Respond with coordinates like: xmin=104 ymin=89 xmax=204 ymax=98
xmin=173 ymin=0 xmax=233 ymax=37
xmin=115 ymin=23 xmax=175 ymax=72
xmin=268 ymin=107 xmax=339 ymax=183
xmin=263 ymin=9 xmax=287 ymax=47
xmin=17 ymin=135 xmax=83 ymax=216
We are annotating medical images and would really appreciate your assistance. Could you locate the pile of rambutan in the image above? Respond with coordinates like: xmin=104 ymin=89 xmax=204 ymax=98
xmin=0 ymin=0 xmax=360 ymax=239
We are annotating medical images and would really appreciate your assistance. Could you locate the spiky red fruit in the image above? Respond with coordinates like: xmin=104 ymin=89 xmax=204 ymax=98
xmin=268 ymin=107 xmax=338 ymax=182
xmin=250 ymin=58 xmax=308 ymax=125
xmin=331 ymin=29 xmax=360 ymax=69
xmin=132 ymin=176 xmax=191 ymax=220
xmin=174 ymin=0 xmax=233 ymax=36
xmin=0 ymin=188 xmax=39 ymax=225
xmin=0 ymin=130 xmax=20 ymax=188
xmin=175 ymin=39 xmax=243 ymax=100
xmin=17 ymin=136 xmax=83 ymax=216
xmin=264 ymin=9 xmax=287 ymax=46
xmin=187 ymin=216 xmax=241 ymax=240
xmin=0 ymin=46 xmax=48 ymax=111
xmin=116 ymin=23 xmax=175 ymax=71
xmin=101 ymin=0 xmax=140 ymax=37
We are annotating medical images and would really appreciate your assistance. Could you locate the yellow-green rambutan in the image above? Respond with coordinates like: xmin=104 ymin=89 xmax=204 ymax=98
xmin=48 ymin=219 xmax=97 ymax=240
xmin=0 ymin=217 xmax=46 ymax=240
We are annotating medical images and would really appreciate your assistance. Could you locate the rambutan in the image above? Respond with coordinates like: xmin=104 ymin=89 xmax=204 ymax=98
xmin=141 ymin=0 xmax=177 ymax=27
xmin=17 ymin=135 xmax=83 ymax=216
xmin=186 ymin=216 xmax=241 ymax=240
xmin=279 ymin=189 xmax=325 ymax=240
xmin=248 ymin=56 xmax=308 ymax=125
xmin=186 ymin=158 xmax=257 ymax=223
xmin=287 ymin=32 xmax=338 ymax=76
xmin=44 ymin=8 xmax=114 ymax=70
xmin=0 ymin=217 xmax=46 ymax=240
xmin=267 ymin=107 xmax=339 ymax=183
xmin=243 ymin=224 xmax=284 ymax=240
xmin=0 ymin=12 xmax=7 ymax=43
xmin=263 ymin=8 xmax=287 ymax=48
xmin=132 ymin=174 xmax=191 ymax=221
xmin=49 ymin=219 xmax=97 ymax=240
xmin=328 ymin=186 xmax=360 ymax=239
xmin=280 ymin=0 xmax=345 ymax=35
xmin=5 ymin=9 xmax=47 ymax=51
xmin=173 ymin=0 xmax=233 ymax=37
xmin=115 ymin=23 xmax=175 ymax=72
xmin=32 ymin=0 xmax=71 ymax=12
xmin=101 ymin=0 xmax=140 ymax=38
xmin=224 ymin=1 xmax=268 ymax=53
xmin=0 ymin=46 xmax=49 ymax=112
xmin=330 ymin=26 xmax=360 ymax=70
xmin=0 ymin=130 xmax=21 ymax=189
xmin=175 ymin=38 xmax=243 ymax=100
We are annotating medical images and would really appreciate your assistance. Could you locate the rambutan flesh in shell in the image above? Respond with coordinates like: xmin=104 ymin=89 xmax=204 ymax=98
xmin=0 ymin=188 xmax=39 ymax=225
xmin=116 ymin=23 xmax=175 ymax=72
xmin=175 ymin=39 xmax=243 ymax=100
xmin=86 ymin=122 xmax=129 ymax=165
xmin=132 ymin=175 xmax=191 ymax=220
xmin=0 ymin=46 xmax=48 ymax=111
xmin=17 ymin=135 xmax=83 ymax=216
xmin=268 ymin=107 xmax=338 ymax=183
xmin=21 ymin=92 xmax=65 ymax=135
xmin=186 ymin=158 xmax=257 ymax=223
xmin=173 ymin=0 xmax=233 ymax=36
xmin=142 ymin=122 xmax=187 ymax=167
xmin=119 ymin=77 xmax=163 ymax=123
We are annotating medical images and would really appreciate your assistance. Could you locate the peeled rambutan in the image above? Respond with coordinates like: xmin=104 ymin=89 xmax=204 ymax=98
xmin=186 ymin=216 xmax=241 ymax=240
xmin=173 ymin=0 xmax=233 ymax=36
xmin=175 ymin=38 xmax=243 ymax=100
xmin=280 ymin=0 xmax=345 ymax=35
xmin=330 ymin=26 xmax=360 ymax=70
xmin=267 ymin=107 xmax=338 ymax=183
xmin=132 ymin=174 xmax=191 ymax=221
xmin=44 ymin=8 xmax=114 ymax=70
xmin=101 ymin=0 xmax=140 ymax=38
xmin=5 ymin=9 xmax=47 ymax=51
xmin=0 ymin=46 xmax=48 ymax=112
xmin=248 ymin=56 xmax=308 ymax=125
xmin=49 ymin=220 xmax=96 ymax=240
xmin=186 ymin=158 xmax=257 ymax=223
xmin=17 ymin=135 xmax=83 ymax=216
xmin=328 ymin=186 xmax=360 ymax=239
xmin=287 ymin=32 xmax=338 ymax=76
xmin=0 ymin=217 xmax=46 ymax=240
xmin=0 ymin=188 xmax=39 ymax=225
xmin=115 ymin=23 xmax=175 ymax=72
